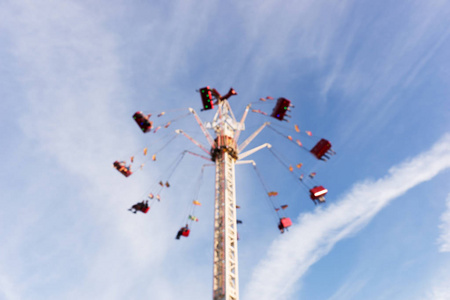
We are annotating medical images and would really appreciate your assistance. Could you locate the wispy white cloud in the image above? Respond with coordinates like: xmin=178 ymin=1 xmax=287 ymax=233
xmin=0 ymin=0 xmax=229 ymax=298
xmin=0 ymin=1 xmax=183 ymax=299
xmin=244 ymin=133 xmax=450 ymax=300
xmin=327 ymin=270 xmax=370 ymax=300
xmin=427 ymin=285 xmax=450 ymax=300
xmin=0 ymin=274 xmax=21 ymax=300
xmin=422 ymin=262 xmax=450 ymax=300
xmin=438 ymin=193 xmax=450 ymax=252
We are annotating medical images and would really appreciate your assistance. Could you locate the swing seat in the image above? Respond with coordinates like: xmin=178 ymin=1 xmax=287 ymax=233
xmin=270 ymin=98 xmax=291 ymax=121
xmin=310 ymin=139 xmax=332 ymax=160
xmin=133 ymin=111 xmax=153 ymax=133
xmin=113 ymin=161 xmax=132 ymax=177
xmin=310 ymin=186 xmax=328 ymax=200
xmin=280 ymin=217 xmax=292 ymax=229
xmin=181 ymin=229 xmax=190 ymax=237
xmin=142 ymin=207 xmax=150 ymax=213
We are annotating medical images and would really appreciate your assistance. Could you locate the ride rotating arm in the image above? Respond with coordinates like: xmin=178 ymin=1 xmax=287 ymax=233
xmin=234 ymin=103 xmax=251 ymax=142
xmin=238 ymin=143 xmax=272 ymax=160
xmin=238 ymin=121 xmax=270 ymax=153
xmin=188 ymin=107 xmax=215 ymax=148
xmin=235 ymin=160 xmax=256 ymax=166
xmin=175 ymin=129 xmax=211 ymax=155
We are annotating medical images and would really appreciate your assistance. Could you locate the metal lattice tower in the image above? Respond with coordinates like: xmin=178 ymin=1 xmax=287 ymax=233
xmin=181 ymin=97 xmax=271 ymax=300
xmin=211 ymin=100 xmax=240 ymax=300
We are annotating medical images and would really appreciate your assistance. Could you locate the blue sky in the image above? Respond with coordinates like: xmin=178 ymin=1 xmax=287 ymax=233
xmin=1 ymin=0 xmax=449 ymax=299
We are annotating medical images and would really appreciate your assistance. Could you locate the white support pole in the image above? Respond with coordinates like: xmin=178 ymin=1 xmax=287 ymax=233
xmin=211 ymin=100 xmax=240 ymax=300
xmin=213 ymin=151 xmax=239 ymax=300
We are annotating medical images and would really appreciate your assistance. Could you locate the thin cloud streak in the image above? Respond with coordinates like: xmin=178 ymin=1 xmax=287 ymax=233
xmin=244 ymin=133 xmax=450 ymax=300
xmin=0 ymin=2 xmax=178 ymax=299
xmin=423 ymin=262 xmax=450 ymax=300
xmin=0 ymin=274 xmax=20 ymax=300
xmin=326 ymin=271 xmax=369 ymax=300
xmin=1 ymin=1 xmax=219 ymax=299
xmin=438 ymin=193 xmax=450 ymax=252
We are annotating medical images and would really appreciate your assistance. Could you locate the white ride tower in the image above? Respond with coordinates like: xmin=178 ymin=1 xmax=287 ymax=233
xmin=210 ymin=99 xmax=240 ymax=300
xmin=184 ymin=95 xmax=270 ymax=300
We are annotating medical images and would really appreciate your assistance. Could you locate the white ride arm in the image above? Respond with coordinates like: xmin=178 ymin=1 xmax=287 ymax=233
xmin=238 ymin=143 xmax=272 ymax=160
xmin=188 ymin=108 xmax=215 ymax=148
xmin=235 ymin=160 xmax=256 ymax=166
xmin=234 ymin=103 xmax=251 ymax=142
xmin=175 ymin=129 xmax=211 ymax=155
xmin=238 ymin=122 xmax=270 ymax=153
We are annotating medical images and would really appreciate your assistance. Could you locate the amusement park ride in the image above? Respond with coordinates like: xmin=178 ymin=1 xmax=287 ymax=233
xmin=113 ymin=87 xmax=334 ymax=300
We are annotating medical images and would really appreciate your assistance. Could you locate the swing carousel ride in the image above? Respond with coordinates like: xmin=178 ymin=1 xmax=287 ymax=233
xmin=113 ymin=87 xmax=335 ymax=300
